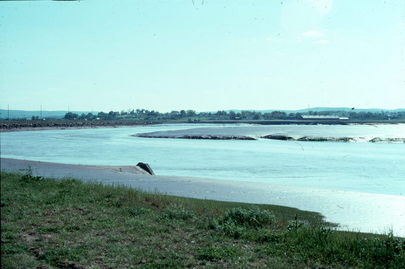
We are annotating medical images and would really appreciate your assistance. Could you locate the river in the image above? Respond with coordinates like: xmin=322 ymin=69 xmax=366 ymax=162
xmin=1 ymin=123 xmax=405 ymax=235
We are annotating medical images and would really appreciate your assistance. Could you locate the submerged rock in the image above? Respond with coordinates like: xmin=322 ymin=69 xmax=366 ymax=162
xmin=297 ymin=136 xmax=354 ymax=142
xmin=261 ymin=135 xmax=294 ymax=141
xmin=136 ymin=162 xmax=155 ymax=175
xmin=369 ymin=137 xmax=405 ymax=143
xmin=334 ymin=137 xmax=355 ymax=142
xmin=297 ymin=136 xmax=329 ymax=142
xmin=181 ymin=135 xmax=256 ymax=140
xmin=136 ymin=134 xmax=256 ymax=140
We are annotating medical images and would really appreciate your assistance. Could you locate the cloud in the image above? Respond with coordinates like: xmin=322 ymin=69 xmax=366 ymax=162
xmin=302 ymin=30 xmax=323 ymax=38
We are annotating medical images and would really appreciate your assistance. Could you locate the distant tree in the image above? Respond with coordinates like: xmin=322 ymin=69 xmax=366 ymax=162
xmin=86 ymin=113 xmax=95 ymax=120
xmin=253 ymin=113 xmax=260 ymax=120
xmin=270 ymin=111 xmax=287 ymax=119
xmin=107 ymin=111 xmax=119 ymax=120
xmin=64 ymin=112 xmax=79 ymax=120
xmin=186 ymin=110 xmax=196 ymax=118
xmin=170 ymin=111 xmax=180 ymax=120
xmin=97 ymin=112 xmax=107 ymax=120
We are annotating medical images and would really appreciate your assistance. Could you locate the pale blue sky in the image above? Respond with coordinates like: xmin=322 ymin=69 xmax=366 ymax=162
xmin=1 ymin=0 xmax=404 ymax=112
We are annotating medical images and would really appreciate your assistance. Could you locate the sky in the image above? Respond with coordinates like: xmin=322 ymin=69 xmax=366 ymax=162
xmin=0 ymin=0 xmax=404 ymax=112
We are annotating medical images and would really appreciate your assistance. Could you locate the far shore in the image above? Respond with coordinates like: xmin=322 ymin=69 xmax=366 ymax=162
xmin=2 ymin=119 xmax=405 ymax=133
xmin=0 ymin=125 xmax=144 ymax=133
xmin=1 ymin=157 xmax=405 ymax=236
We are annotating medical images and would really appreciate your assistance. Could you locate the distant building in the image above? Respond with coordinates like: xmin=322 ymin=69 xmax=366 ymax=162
xmin=301 ymin=115 xmax=349 ymax=120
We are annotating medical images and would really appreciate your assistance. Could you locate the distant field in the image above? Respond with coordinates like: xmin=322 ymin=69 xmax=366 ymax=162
xmin=1 ymin=172 xmax=404 ymax=268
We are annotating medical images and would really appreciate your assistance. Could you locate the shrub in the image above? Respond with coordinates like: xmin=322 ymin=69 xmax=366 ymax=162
xmin=221 ymin=207 xmax=274 ymax=228
xmin=220 ymin=221 xmax=245 ymax=239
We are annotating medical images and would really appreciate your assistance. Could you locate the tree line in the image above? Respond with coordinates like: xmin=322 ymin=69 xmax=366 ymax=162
xmin=63 ymin=109 xmax=405 ymax=121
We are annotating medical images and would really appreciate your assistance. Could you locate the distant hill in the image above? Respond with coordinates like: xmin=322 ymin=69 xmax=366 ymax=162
xmin=226 ymin=107 xmax=405 ymax=113
xmin=293 ymin=107 xmax=405 ymax=113
xmin=0 ymin=110 xmax=92 ymax=119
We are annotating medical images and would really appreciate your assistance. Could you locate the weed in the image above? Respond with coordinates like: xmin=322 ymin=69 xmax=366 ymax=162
xmin=197 ymin=245 xmax=240 ymax=261
xmin=287 ymin=214 xmax=309 ymax=231
xmin=162 ymin=204 xmax=195 ymax=221
xmin=221 ymin=207 xmax=274 ymax=228
xmin=220 ymin=221 xmax=246 ymax=239
xmin=129 ymin=207 xmax=152 ymax=217
xmin=21 ymin=166 xmax=43 ymax=182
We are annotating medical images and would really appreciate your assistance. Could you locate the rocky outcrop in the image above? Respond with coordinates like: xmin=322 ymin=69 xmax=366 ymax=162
xmin=261 ymin=135 xmax=294 ymax=141
xmin=260 ymin=135 xmax=354 ymax=142
xmin=369 ymin=137 xmax=405 ymax=143
xmin=136 ymin=134 xmax=256 ymax=140
xmin=297 ymin=136 xmax=354 ymax=142
xmin=135 ymin=132 xmax=404 ymax=143
xmin=136 ymin=162 xmax=155 ymax=175
xmin=182 ymin=135 xmax=256 ymax=140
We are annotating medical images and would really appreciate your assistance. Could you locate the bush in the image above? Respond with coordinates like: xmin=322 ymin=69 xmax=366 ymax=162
xmin=220 ymin=221 xmax=245 ymax=239
xmin=221 ymin=207 xmax=274 ymax=228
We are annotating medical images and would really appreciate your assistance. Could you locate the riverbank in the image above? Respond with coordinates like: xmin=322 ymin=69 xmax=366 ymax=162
xmin=2 ymin=172 xmax=404 ymax=268
xmin=0 ymin=120 xmax=158 ymax=132
xmin=2 ymin=158 xmax=405 ymax=237
xmin=2 ymin=119 xmax=405 ymax=132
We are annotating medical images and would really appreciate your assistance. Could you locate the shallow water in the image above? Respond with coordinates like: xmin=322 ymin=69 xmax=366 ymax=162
xmin=1 ymin=124 xmax=404 ymax=195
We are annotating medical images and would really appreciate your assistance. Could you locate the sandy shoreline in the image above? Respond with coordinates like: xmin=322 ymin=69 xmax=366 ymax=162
xmin=2 ymin=157 xmax=404 ymax=237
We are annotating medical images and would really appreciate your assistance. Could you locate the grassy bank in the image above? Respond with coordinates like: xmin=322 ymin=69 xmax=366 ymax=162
xmin=1 ymin=172 xmax=404 ymax=268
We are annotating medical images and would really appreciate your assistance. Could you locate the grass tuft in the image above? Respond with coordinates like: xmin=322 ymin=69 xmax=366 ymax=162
xmin=221 ymin=207 xmax=275 ymax=228
xmin=197 ymin=245 xmax=240 ymax=261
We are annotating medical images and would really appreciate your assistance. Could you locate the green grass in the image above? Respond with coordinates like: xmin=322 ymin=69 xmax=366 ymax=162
xmin=1 ymin=172 xmax=404 ymax=268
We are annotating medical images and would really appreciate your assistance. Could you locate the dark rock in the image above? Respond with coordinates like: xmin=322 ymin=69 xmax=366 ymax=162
xmin=297 ymin=136 xmax=354 ymax=142
xmin=297 ymin=136 xmax=330 ymax=142
xmin=136 ymin=162 xmax=155 ymax=175
xmin=261 ymin=135 xmax=294 ymax=140
xmin=369 ymin=137 xmax=383 ymax=143
xmin=370 ymin=137 xmax=405 ymax=143
xmin=336 ymin=137 xmax=354 ymax=142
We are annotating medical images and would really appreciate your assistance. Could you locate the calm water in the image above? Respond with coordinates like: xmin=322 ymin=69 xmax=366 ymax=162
xmin=1 ymin=124 xmax=405 ymax=195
